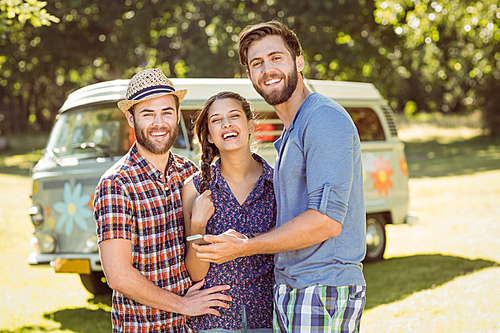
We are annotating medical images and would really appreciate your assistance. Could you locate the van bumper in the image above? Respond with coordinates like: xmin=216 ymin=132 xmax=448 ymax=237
xmin=27 ymin=252 xmax=102 ymax=272
xmin=405 ymin=211 xmax=419 ymax=226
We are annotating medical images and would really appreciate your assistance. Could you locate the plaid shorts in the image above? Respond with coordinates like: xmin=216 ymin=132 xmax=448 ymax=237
xmin=273 ymin=284 xmax=366 ymax=333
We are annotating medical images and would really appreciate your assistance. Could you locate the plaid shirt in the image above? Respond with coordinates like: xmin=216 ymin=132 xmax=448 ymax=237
xmin=94 ymin=144 xmax=197 ymax=332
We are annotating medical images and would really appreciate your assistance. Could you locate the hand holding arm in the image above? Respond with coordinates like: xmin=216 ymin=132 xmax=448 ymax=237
xmin=192 ymin=229 xmax=248 ymax=264
xmin=99 ymin=239 xmax=231 ymax=315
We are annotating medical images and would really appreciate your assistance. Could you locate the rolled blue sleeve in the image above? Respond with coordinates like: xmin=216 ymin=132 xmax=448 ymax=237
xmin=304 ymin=106 xmax=356 ymax=224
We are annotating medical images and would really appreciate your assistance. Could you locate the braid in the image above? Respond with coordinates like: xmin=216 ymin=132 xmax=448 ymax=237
xmin=199 ymin=144 xmax=214 ymax=193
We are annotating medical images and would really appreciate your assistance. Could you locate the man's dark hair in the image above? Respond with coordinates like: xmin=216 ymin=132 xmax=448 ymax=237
xmin=238 ymin=20 xmax=302 ymax=68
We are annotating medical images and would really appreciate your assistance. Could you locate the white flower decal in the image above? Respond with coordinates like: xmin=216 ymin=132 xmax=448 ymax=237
xmin=53 ymin=182 xmax=91 ymax=236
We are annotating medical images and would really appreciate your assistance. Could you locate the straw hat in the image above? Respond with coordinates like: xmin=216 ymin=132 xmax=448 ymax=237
xmin=117 ymin=68 xmax=187 ymax=113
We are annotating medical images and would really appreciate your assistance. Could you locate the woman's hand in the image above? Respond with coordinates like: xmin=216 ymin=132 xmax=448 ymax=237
xmin=190 ymin=190 xmax=214 ymax=231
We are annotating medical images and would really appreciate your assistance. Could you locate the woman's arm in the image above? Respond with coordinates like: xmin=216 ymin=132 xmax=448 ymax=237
xmin=182 ymin=178 xmax=212 ymax=282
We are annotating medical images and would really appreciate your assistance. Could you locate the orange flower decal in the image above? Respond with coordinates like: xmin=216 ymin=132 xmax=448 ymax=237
xmin=400 ymin=156 xmax=408 ymax=177
xmin=87 ymin=194 xmax=95 ymax=212
xmin=371 ymin=156 xmax=394 ymax=196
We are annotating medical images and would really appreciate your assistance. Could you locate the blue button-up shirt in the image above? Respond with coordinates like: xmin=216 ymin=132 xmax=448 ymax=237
xmin=273 ymin=93 xmax=366 ymax=289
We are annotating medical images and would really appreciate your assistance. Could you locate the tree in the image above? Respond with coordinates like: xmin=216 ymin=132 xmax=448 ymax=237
xmin=1 ymin=0 xmax=500 ymax=136
xmin=0 ymin=0 xmax=59 ymax=133
xmin=373 ymin=0 xmax=500 ymax=135
xmin=0 ymin=0 xmax=59 ymax=36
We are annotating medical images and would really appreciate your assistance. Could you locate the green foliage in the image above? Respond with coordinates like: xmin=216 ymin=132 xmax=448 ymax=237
xmin=373 ymin=0 xmax=500 ymax=134
xmin=1 ymin=0 xmax=500 ymax=136
xmin=404 ymin=100 xmax=417 ymax=118
xmin=0 ymin=0 xmax=59 ymax=35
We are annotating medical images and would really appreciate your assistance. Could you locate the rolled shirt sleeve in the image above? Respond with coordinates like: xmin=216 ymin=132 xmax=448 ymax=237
xmin=304 ymin=105 xmax=357 ymax=225
xmin=94 ymin=177 xmax=134 ymax=243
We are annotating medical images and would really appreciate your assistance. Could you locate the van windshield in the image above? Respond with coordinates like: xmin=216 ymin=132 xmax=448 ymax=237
xmin=46 ymin=104 xmax=188 ymax=159
xmin=46 ymin=105 xmax=133 ymax=159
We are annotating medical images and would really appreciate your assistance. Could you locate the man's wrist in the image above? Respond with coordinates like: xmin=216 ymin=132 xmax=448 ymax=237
xmin=241 ymin=233 xmax=259 ymax=257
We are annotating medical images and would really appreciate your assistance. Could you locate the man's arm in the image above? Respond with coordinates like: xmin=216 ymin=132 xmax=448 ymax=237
xmin=195 ymin=209 xmax=341 ymax=264
xmin=99 ymin=238 xmax=231 ymax=316
xmin=196 ymin=105 xmax=356 ymax=264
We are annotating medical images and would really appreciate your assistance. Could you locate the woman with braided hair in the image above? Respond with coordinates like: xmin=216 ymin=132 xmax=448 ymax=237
xmin=181 ymin=91 xmax=275 ymax=332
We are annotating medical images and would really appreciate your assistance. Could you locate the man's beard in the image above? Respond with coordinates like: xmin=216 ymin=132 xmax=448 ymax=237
xmin=252 ymin=67 xmax=299 ymax=106
xmin=134 ymin=118 xmax=178 ymax=155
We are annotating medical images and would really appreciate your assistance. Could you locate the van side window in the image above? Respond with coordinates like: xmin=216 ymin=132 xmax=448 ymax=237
xmin=346 ymin=108 xmax=386 ymax=142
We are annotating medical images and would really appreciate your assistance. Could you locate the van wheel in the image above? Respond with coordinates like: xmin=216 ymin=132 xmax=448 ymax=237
xmin=80 ymin=272 xmax=111 ymax=295
xmin=365 ymin=215 xmax=386 ymax=262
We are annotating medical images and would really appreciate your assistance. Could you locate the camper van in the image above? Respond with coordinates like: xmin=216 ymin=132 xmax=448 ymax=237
xmin=28 ymin=78 xmax=417 ymax=295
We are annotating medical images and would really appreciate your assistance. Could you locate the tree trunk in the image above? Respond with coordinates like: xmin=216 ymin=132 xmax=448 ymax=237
xmin=484 ymin=90 xmax=500 ymax=138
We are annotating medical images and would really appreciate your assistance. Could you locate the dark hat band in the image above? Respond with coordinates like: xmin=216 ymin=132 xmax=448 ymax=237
xmin=128 ymin=85 xmax=176 ymax=101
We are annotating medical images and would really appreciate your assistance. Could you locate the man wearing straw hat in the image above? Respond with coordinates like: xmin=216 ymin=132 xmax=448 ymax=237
xmin=94 ymin=68 xmax=231 ymax=332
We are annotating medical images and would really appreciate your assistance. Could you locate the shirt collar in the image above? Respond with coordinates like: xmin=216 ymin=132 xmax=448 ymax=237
xmin=275 ymin=93 xmax=318 ymax=157
xmin=129 ymin=143 xmax=175 ymax=182
xmin=253 ymin=153 xmax=274 ymax=183
xmin=288 ymin=92 xmax=318 ymax=132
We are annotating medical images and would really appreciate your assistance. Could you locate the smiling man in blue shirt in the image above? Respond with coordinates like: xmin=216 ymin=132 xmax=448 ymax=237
xmin=195 ymin=21 xmax=366 ymax=332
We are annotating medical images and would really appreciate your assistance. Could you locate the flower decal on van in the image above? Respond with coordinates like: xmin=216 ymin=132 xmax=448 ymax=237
xmin=371 ymin=155 xmax=394 ymax=196
xmin=53 ymin=182 xmax=91 ymax=236
xmin=87 ymin=194 xmax=95 ymax=212
xmin=400 ymin=156 xmax=408 ymax=177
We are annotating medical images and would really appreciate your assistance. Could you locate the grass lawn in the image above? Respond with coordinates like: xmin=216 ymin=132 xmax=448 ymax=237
xmin=361 ymin=168 xmax=500 ymax=332
xmin=404 ymin=135 xmax=500 ymax=178
xmin=1 ymin=112 xmax=500 ymax=332
xmin=0 ymin=133 xmax=46 ymax=177
xmin=360 ymin=113 xmax=500 ymax=332
xmin=397 ymin=112 xmax=500 ymax=178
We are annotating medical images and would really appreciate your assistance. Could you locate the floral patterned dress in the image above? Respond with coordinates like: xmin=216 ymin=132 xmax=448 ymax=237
xmin=188 ymin=154 xmax=276 ymax=331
